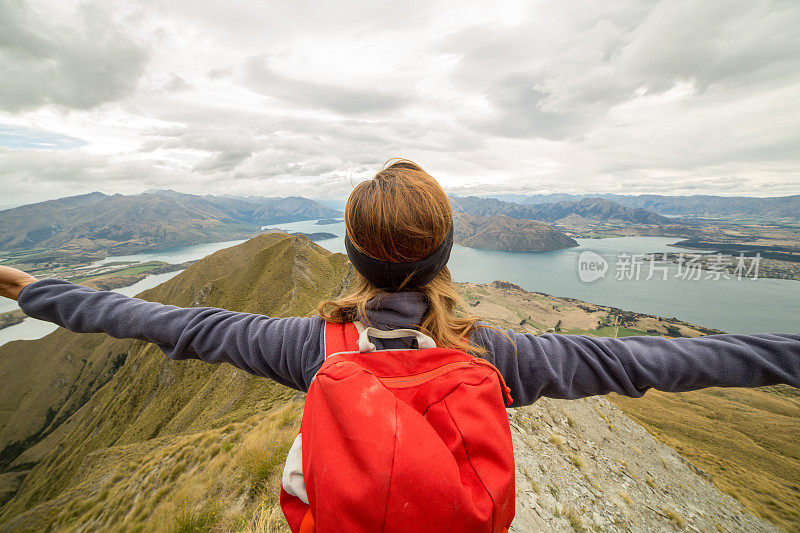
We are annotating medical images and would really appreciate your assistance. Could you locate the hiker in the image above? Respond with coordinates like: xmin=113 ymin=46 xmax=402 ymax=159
xmin=1 ymin=159 xmax=799 ymax=532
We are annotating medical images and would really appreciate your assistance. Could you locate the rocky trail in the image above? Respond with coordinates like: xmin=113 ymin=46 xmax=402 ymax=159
xmin=507 ymin=396 xmax=777 ymax=532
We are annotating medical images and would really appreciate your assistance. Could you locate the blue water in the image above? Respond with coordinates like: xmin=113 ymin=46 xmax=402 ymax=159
xmin=87 ymin=238 xmax=248 ymax=267
xmin=266 ymin=219 xmax=800 ymax=334
xmin=1 ymin=221 xmax=798 ymax=348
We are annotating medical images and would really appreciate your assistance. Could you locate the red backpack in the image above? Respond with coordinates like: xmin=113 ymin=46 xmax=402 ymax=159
xmin=280 ymin=321 xmax=516 ymax=532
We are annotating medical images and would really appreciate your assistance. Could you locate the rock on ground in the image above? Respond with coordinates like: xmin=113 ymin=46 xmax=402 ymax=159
xmin=508 ymin=396 xmax=778 ymax=532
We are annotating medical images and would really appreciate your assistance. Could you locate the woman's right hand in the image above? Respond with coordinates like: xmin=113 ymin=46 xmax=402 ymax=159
xmin=0 ymin=266 xmax=39 ymax=301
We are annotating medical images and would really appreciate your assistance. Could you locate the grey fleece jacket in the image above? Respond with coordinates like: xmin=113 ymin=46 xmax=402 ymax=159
xmin=16 ymin=278 xmax=800 ymax=407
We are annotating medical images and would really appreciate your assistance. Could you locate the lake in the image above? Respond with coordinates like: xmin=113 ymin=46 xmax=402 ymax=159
xmin=267 ymin=219 xmax=800 ymax=334
xmin=1 ymin=222 xmax=798 ymax=348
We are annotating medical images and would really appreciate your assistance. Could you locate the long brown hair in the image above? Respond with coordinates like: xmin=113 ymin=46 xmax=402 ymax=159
xmin=316 ymin=159 xmax=510 ymax=356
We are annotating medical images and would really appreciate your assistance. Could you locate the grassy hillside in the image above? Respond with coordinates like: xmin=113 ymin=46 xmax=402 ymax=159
xmin=0 ymin=233 xmax=353 ymax=531
xmin=610 ymin=387 xmax=800 ymax=532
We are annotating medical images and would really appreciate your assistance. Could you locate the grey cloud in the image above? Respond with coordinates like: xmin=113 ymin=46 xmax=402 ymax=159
xmin=0 ymin=149 xmax=168 ymax=185
xmin=139 ymin=126 xmax=258 ymax=174
xmin=206 ymin=66 xmax=233 ymax=80
xmin=617 ymin=0 xmax=800 ymax=94
xmin=241 ymin=55 xmax=412 ymax=115
xmin=142 ymin=128 xmax=259 ymax=154
xmin=444 ymin=0 xmax=800 ymax=141
xmin=193 ymin=149 xmax=253 ymax=173
xmin=0 ymin=0 xmax=148 ymax=112
xmin=475 ymin=74 xmax=583 ymax=140
xmin=4 ymin=0 xmax=798 ymax=204
xmin=163 ymin=73 xmax=193 ymax=93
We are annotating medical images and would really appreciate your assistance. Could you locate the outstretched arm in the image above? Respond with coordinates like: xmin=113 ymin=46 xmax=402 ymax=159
xmin=476 ymin=326 xmax=800 ymax=407
xmin=13 ymin=277 xmax=325 ymax=391
xmin=0 ymin=265 xmax=38 ymax=300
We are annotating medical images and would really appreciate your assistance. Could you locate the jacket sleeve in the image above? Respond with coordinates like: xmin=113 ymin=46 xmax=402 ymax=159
xmin=16 ymin=278 xmax=325 ymax=391
xmin=474 ymin=325 xmax=800 ymax=407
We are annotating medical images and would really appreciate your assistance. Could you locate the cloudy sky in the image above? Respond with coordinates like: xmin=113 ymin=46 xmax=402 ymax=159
xmin=1 ymin=0 xmax=799 ymax=208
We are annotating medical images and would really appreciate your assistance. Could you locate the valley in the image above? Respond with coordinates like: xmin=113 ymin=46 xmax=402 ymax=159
xmin=0 ymin=234 xmax=797 ymax=532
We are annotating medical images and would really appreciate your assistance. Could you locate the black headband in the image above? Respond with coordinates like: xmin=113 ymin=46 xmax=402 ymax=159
xmin=344 ymin=224 xmax=454 ymax=292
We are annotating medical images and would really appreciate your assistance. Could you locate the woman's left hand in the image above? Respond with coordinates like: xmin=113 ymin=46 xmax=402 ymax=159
xmin=0 ymin=266 xmax=39 ymax=300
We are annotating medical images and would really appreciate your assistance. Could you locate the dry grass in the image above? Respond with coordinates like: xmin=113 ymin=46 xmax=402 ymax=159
xmin=240 ymin=503 xmax=287 ymax=533
xmin=569 ymin=454 xmax=586 ymax=471
xmin=662 ymin=506 xmax=686 ymax=529
xmin=237 ymin=414 xmax=296 ymax=501
xmin=561 ymin=505 xmax=586 ymax=532
xmin=611 ymin=386 xmax=800 ymax=530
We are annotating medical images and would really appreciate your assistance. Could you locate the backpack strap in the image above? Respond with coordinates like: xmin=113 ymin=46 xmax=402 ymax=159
xmin=324 ymin=321 xmax=359 ymax=358
xmin=323 ymin=321 xmax=438 ymax=356
xmin=353 ymin=321 xmax=436 ymax=352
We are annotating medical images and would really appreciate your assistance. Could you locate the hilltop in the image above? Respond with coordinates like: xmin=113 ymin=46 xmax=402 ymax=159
xmin=453 ymin=213 xmax=578 ymax=252
xmin=0 ymin=235 xmax=796 ymax=531
xmin=0 ymin=233 xmax=352 ymax=531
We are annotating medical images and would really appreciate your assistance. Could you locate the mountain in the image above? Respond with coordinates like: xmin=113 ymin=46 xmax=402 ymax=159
xmin=451 ymin=195 xmax=673 ymax=225
xmin=0 ymin=235 xmax=792 ymax=531
xmin=0 ymin=233 xmax=353 ymax=530
xmin=454 ymin=213 xmax=578 ymax=251
xmin=0 ymin=191 xmax=340 ymax=257
xmin=489 ymin=193 xmax=800 ymax=220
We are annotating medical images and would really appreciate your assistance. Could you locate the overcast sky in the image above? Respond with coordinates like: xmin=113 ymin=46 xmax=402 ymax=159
xmin=1 ymin=0 xmax=799 ymax=208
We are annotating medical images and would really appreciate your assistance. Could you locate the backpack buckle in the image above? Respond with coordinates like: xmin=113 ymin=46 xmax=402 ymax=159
xmin=353 ymin=321 xmax=437 ymax=352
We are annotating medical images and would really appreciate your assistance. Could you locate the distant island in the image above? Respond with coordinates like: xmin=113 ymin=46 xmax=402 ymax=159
xmin=646 ymin=252 xmax=800 ymax=282
xmin=454 ymin=213 xmax=578 ymax=252
xmin=315 ymin=218 xmax=343 ymax=225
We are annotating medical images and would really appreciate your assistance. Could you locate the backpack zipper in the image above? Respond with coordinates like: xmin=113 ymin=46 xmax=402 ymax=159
xmin=378 ymin=361 xmax=472 ymax=387
xmin=377 ymin=359 xmax=514 ymax=405
xmin=470 ymin=358 xmax=514 ymax=405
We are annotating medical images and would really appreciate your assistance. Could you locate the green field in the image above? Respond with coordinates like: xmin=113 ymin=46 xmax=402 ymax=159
xmin=69 ymin=262 xmax=166 ymax=283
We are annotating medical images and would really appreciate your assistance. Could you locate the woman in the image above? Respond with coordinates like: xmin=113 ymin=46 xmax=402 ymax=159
xmin=2 ymin=159 xmax=799 ymax=530
xmin=1 ymin=159 xmax=798 ymax=405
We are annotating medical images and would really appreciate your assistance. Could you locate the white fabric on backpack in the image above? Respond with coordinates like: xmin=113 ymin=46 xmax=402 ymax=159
xmin=282 ymin=434 xmax=308 ymax=504
xmin=353 ymin=320 xmax=436 ymax=352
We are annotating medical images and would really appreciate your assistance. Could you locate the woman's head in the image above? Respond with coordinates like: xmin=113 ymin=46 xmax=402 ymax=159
xmin=344 ymin=159 xmax=454 ymax=292
xmin=345 ymin=159 xmax=451 ymax=266
xmin=317 ymin=159 xmax=499 ymax=355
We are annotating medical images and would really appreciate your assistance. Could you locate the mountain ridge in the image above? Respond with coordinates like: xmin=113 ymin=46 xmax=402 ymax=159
xmin=488 ymin=193 xmax=800 ymax=220
xmin=450 ymin=195 xmax=674 ymax=226
xmin=0 ymin=191 xmax=340 ymax=258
